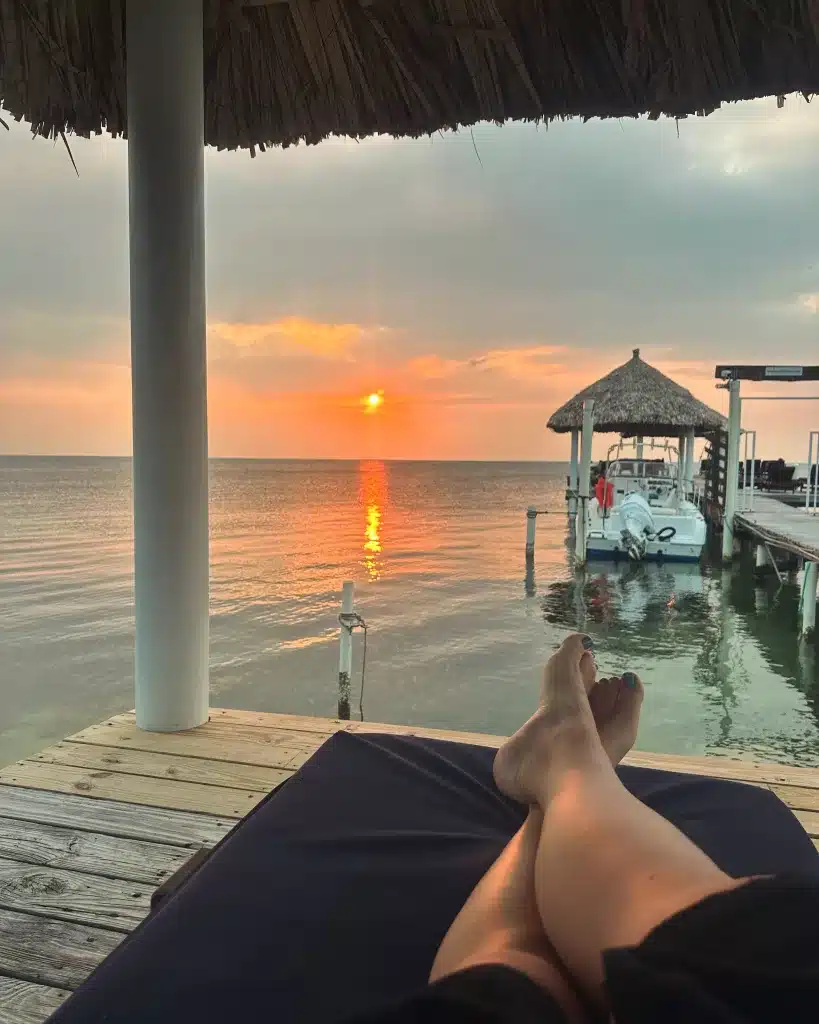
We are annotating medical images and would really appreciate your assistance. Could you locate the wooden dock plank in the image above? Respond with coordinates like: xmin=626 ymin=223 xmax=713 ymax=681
xmin=32 ymin=741 xmax=291 ymax=793
xmin=196 ymin=709 xmax=819 ymax=790
xmin=0 ymin=763 xmax=264 ymax=820
xmin=793 ymin=808 xmax=819 ymax=838
xmin=0 ymin=907 xmax=121 ymax=989
xmin=69 ymin=716 xmax=325 ymax=770
xmin=0 ymin=978 xmax=69 ymax=1024
xmin=623 ymin=751 xmax=819 ymax=789
xmin=202 ymin=709 xmax=819 ymax=791
xmin=0 ymin=786 xmax=232 ymax=848
xmin=767 ymin=784 xmax=819 ymax=813
xmin=0 ymin=816 xmax=190 ymax=885
xmin=0 ymin=856 xmax=151 ymax=932
xmin=735 ymin=495 xmax=819 ymax=561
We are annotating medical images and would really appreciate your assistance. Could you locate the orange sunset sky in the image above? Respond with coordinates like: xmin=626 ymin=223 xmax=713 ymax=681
xmin=1 ymin=96 xmax=819 ymax=463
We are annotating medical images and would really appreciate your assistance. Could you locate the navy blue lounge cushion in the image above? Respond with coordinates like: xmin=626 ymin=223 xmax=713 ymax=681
xmin=48 ymin=731 xmax=818 ymax=1023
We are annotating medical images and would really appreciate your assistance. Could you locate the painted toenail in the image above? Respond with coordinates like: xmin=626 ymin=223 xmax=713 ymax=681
xmin=582 ymin=636 xmax=594 ymax=651
xmin=622 ymin=672 xmax=638 ymax=688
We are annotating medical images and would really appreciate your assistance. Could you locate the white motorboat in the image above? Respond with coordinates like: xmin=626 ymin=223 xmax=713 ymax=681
xmin=582 ymin=442 xmax=706 ymax=563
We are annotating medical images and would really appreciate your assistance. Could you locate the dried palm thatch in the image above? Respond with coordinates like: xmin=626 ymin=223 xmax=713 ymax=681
xmin=547 ymin=349 xmax=726 ymax=437
xmin=1 ymin=1 xmax=818 ymax=151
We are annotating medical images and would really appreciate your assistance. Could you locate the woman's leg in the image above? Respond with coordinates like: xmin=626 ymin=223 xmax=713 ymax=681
xmin=494 ymin=634 xmax=746 ymax=1007
xmin=429 ymin=808 xmax=586 ymax=1022
xmin=430 ymin=644 xmax=647 ymax=1020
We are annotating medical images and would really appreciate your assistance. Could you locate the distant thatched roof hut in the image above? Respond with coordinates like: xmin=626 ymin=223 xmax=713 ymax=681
xmin=547 ymin=349 xmax=726 ymax=437
xmin=2 ymin=0 xmax=819 ymax=150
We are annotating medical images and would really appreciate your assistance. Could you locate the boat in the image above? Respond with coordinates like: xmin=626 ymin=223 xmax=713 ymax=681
xmin=582 ymin=440 xmax=706 ymax=563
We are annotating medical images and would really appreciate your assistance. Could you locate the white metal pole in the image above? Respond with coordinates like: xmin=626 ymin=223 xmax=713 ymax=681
xmin=338 ymin=581 xmax=355 ymax=720
xmin=677 ymin=434 xmax=687 ymax=508
xmin=721 ymin=380 xmax=742 ymax=564
xmin=755 ymin=544 xmax=772 ymax=574
xmin=684 ymin=428 xmax=695 ymax=495
xmin=575 ymin=400 xmax=595 ymax=565
xmin=636 ymin=436 xmax=644 ymax=460
xmin=568 ymin=430 xmax=579 ymax=517
xmin=129 ymin=0 xmax=209 ymax=731
xmin=525 ymin=506 xmax=537 ymax=558
xmin=802 ymin=561 xmax=818 ymax=641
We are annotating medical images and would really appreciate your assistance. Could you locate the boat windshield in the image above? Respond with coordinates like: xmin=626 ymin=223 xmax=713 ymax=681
xmin=607 ymin=459 xmax=675 ymax=481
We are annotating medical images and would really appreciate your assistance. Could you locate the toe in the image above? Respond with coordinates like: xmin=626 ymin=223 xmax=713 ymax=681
xmin=559 ymin=633 xmax=597 ymax=694
xmin=618 ymin=672 xmax=645 ymax=710
xmin=588 ymin=677 xmax=619 ymax=725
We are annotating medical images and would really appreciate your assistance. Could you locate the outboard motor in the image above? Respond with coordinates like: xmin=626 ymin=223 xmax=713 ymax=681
xmin=620 ymin=492 xmax=656 ymax=560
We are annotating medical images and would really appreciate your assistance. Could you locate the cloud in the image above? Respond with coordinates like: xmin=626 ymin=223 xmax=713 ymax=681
xmin=4 ymin=93 xmax=819 ymax=458
xmin=209 ymin=316 xmax=388 ymax=359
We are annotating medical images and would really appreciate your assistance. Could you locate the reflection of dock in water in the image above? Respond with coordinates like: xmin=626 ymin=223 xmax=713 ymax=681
xmin=540 ymin=555 xmax=819 ymax=759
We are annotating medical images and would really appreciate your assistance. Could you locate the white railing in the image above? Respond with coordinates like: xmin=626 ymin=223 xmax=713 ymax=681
xmin=808 ymin=431 xmax=819 ymax=514
xmin=737 ymin=430 xmax=757 ymax=512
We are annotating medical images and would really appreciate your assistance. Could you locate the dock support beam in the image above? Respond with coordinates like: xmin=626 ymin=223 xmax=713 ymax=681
xmin=575 ymin=400 xmax=595 ymax=567
xmin=755 ymin=544 xmax=773 ymax=576
xmin=684 ymin=427 xmax=695 ymax=497
xmin=129 ymin=0 xmax=209 ymax=731
xmin=568 ymin=430 xmax=579 ymax=517
xmin=721 ymin=380 xmax=742 ymax=564
xmin=802 ymin=562 xmax=818 ymax=641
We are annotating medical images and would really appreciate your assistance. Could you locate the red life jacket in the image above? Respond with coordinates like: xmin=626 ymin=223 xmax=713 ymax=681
xmin=595 ymin=477 xmax=614 ymax=510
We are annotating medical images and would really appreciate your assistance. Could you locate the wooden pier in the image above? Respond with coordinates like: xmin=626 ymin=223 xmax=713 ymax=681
xmin=735 ymin=495 xmax=819 ymax=562
xmin=1 ymin=709 xmax=818 ymax=1023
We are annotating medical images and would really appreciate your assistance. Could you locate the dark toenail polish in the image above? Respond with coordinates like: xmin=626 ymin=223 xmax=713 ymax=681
xmin=582 ymin=636 xmax=594 ymax=651
xmin=622 ymin=672 xmax=637 ymax=688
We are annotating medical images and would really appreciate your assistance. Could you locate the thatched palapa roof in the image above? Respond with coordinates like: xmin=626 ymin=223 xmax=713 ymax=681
xmin=1 ymin=1 xmax=819 ymax=151
xmin=547 ymin=349 xmax=726 ymax=437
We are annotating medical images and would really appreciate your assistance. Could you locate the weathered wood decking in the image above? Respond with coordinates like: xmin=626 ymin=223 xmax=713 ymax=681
xmin=735 ymin=494 xmax=819 ymax=561
xmin=1 ymin=709 xmax=818 ymax=1023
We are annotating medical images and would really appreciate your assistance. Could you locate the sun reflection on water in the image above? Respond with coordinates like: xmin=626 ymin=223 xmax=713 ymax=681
xmin=359 ymin=460 xmax=388 ymax=580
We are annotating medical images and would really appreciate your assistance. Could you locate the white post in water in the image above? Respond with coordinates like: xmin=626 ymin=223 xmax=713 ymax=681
xmin=575 ymin=400 xmax=595 ymax=566
xmin=338 ymin=581 xmax=355 ymax=720
xmin=677 ymin=434 xmax=687 ymax=503
xmin=128 ymin=0 xmax=209 ymax=731
xmin=721 ymin=380 xmax=742 ymax=564
xmin=802 ymin=562 xmax=818 ymax=641
xmin=755 ymin=544 xmax=772 ymax=575
xmin=568 ymin=429 xmax=580 ymax=517
xmin=525 ymin=506 xmax=537 ymax=558
xmin=684 ymin=428 xmax=696 ymax=496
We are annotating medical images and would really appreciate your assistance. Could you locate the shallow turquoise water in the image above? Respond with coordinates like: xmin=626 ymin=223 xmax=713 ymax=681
xmin=1 ymin=456 xmax=817 ymax=766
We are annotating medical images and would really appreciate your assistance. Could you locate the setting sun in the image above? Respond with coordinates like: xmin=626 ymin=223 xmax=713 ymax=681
xmin=365 ymin=391 xmax=384 ymax=412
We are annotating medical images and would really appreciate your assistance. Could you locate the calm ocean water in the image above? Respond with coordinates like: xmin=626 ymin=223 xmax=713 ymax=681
xmin=1 ymin=456 xmax=817 ymax=767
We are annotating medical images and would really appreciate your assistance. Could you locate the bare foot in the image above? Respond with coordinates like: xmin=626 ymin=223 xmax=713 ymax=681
xmin=589 ymin=672 xmax=644 ymax=766
xmin=493 ymin=634 xmax=604 ymax=804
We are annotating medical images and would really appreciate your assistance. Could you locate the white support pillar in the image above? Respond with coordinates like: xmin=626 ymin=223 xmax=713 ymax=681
xmin=684 ymin=428 xmax=695 ymax=493
xmin=568 ymin=429 xmax=580 ymax=517
xmin=338 ymin=581 xmax=355 ymax=720
xmin=802 ymin=561 xmax=818 ymax=641
xmin=636 ymin=436 xmax=644 ymax=460
xmin=575 ymin=400 xmax=595 ymax=566
xmin=677 ymin=434 xmax=687 ymax=506
xmin=128 ymin=0 xmax=209 ymax=731
xmin=721 ymin=380 xmax=742 ymax=564
xmin=755 ymin=544 xmax=772 ymax=575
